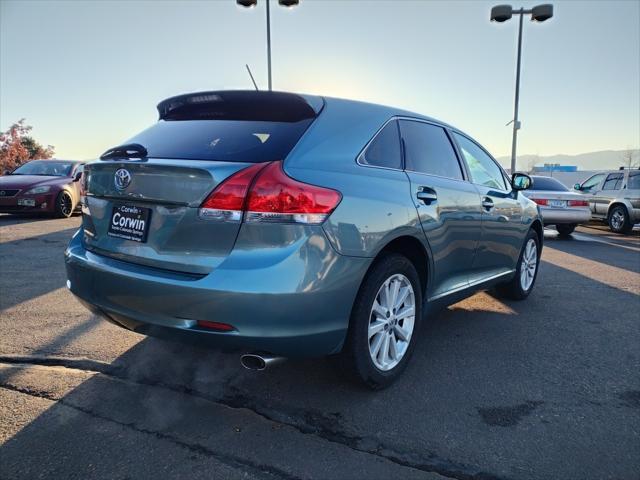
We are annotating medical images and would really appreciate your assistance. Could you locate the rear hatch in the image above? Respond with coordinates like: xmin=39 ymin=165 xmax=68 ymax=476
xmin=82 ymin=91 xmax=323 ymax=274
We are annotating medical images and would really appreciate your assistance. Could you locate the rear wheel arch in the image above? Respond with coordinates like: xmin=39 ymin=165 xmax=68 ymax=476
xmin=373 ymin=235 xmax=429 ymax=297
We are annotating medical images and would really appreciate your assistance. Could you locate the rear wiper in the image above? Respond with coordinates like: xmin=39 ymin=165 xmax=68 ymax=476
xmin=100 ymin=143 xmax=148 ymax=160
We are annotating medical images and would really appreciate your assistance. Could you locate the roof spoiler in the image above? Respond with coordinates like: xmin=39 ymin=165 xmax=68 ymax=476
xmin=157 ymin=90 xmax=324 ymax=123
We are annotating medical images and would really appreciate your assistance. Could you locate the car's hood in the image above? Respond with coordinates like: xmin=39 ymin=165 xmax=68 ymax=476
xmin=0 ymin=175 xmax=71 ymax=190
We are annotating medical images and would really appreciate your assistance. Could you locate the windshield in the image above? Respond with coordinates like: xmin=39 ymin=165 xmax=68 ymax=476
xmin=124 ymin=119 xmax=313 ymax=162
xmin=530 ymin=176 xmax=569 ymax=191
xmin=12 ymin=160 xmax=75 ymax=177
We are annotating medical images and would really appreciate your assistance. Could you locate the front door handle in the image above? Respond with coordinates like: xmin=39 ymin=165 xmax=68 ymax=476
xmin=417 ymin=189 xmax=437 ymax=204
xmin=481 ymin=197 xmax=494 ymax=210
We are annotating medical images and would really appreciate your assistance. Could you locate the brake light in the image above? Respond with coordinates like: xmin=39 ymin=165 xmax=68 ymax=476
xmin=199 ymin=161 xmax=341 ymax=225
xmin=245 ymin=162 xmax=342 ymax=224
xmin=199 ymin=163 xmax=268 ymax=221
xmin=568 ymin=200 xmax=589 ymax=207
xmin=532 ymin=198 xmax=548 ymax=206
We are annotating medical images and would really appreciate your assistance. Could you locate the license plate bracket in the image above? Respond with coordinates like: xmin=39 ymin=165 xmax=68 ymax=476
xmin=108 ymin=204 xmax=151 ymax=243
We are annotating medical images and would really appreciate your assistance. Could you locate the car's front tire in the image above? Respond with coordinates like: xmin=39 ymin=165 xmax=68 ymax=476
xmin=556 ymin=223 xmax=576 ymax=236
xmin=339 ymin=253 xmax=422 ymax=389
xmin=496 ymin=229 xmax=540 ymax=300
xmin=54 ymin=191 xmax=74 ymax=218
xmin=608 ymin=205 xmax=632 ymax=234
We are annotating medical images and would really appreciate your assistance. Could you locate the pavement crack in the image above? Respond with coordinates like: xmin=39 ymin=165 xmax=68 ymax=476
xmin=0 ymin=383 xmax=298 ymax=480
xmin=0 ymin=355 xmax=507 ymax=480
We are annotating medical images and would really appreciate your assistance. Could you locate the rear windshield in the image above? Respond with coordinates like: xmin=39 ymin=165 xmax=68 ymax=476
xmin=530 ymin=176 xmax=569 ymax=191
xmin=125 ymin=119 xmax=313 ymax=162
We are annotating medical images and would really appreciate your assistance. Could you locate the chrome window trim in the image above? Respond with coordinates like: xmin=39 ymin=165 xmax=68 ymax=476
xmin=355 ymin=117 xmax=404 ymax=172
xmin=356 ymin=115 xmax=471 ymax=182
xmin=450 ymin=131 xmax=511 ymax=193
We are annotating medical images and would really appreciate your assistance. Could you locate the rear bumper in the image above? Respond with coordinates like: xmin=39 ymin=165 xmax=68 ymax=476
xmin=65 ymin=226 xmax=370 ymax=357
xmin=539 ymin=207 xmax=591 ymax=225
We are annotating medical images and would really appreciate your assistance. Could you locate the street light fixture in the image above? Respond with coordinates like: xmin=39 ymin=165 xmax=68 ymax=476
xmin=491 ymin=4 xmax=553 ymax=173
xmin=237 ymin=0 xmax=300 ymax=91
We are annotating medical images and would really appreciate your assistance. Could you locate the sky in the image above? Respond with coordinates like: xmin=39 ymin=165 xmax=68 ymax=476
xmin=1 ymin=0 xmax=639 ymax=167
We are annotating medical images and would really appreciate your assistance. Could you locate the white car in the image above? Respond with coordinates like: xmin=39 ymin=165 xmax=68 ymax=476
xmin=523 ymin=176 xmax=591 ymax=236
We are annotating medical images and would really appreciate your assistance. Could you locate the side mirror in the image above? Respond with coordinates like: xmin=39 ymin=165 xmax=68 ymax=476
xmin=573 ymin=183 xmax=581 ymax=191
xmin=73 ymin=171 xmax=82 ymax=182
xmin=512 ymin=172 xmax=532 ymax=191
xmin=3 ymin=170 xmax=11 ymax=176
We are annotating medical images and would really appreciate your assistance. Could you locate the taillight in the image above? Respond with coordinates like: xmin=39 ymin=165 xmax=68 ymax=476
xmin=568 ymin=200 xmax=589 ymax=207
xmin=532 ymin=198 xmax=548 ymax=206
xmin=199 ymin=163 xmax=268 ymax=221
xmin=245 ymin=162 xmax=342 ymax=224
xmin=199 ymin=161 xmax=341 ymax=225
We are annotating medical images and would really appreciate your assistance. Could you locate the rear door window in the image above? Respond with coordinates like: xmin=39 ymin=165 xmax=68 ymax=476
xmin=453 ymin=133 xmax=506 ymax=190
xmin=125 ymin=119 xmax=313 ymax=162
xmin=399 ymin=120 xmax=463 ymax=180
xmin=602 ymin=173 xmax=624 ymax=190
xmin=359 ymin=120 xmax=402 ymax=170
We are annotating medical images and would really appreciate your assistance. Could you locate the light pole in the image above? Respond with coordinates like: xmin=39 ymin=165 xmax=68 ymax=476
xmin=237 ymin=0 xmax=300 ymax=91
xmin=491 ymin=4 xmax=553 ymax=173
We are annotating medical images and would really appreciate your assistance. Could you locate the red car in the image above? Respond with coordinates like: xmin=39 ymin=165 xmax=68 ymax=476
xmin=0 ymin=159 xmax=85 ymax=217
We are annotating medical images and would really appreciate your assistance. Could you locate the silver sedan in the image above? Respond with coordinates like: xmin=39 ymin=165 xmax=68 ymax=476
xmin=523 ymin=176 xmax=591 ymax=236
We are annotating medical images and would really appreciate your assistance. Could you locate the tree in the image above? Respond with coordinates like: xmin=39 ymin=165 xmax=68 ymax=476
xmin=0 ymin=119 xmax=54 ymax=173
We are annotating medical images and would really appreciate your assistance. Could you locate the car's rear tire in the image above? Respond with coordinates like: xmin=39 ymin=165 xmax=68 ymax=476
xmin=54 ymin=191 xmax=74 ymax=218
xmin=556 ymin=223 xmax=576 ymax=236
xmin=338 ymin=253 xmax=422 ymax=389
xmin=496 ymin=229 xmax=540 ymax=300
xmin=608 ymin=205 xmax=632 ymax=234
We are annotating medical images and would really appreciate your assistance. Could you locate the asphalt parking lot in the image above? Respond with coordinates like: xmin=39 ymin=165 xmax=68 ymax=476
xmin=0 ymin=214 xmax=638 ymax=480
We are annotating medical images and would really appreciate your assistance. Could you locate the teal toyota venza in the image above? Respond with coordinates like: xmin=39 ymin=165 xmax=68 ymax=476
xmin=65 ymin=91 xmax=541 ymax=388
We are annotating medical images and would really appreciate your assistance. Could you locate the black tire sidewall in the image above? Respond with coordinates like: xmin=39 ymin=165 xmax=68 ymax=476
xmin=55 ymin=191 xmax=73 ymax=218
xmin=347 ymin=253 xmax=422 ymax=389
xmin=556 ymin=224 xmax=576 ymax=236
xmin=512 ymin=229 xmax=540 ymax=299
xmin=608 ymin=206 xmax=630 ymax=234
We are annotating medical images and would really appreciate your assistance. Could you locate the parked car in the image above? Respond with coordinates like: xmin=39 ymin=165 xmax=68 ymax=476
xmin=573 ymin=168 xmax=640 ymax=234
xmin=0 ymin=160 xmax=85 ymax=217
xmin=522 ymin=176 xmax=591 ymax=235
xmin=65 ymin=91 xmax=542 ymax=388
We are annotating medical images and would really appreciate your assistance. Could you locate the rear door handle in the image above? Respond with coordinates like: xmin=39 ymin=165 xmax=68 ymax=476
xmin=481 ymin=197 xmax=494 ymax=210
xmin=417 ymin=189 xmax=437 ymax=204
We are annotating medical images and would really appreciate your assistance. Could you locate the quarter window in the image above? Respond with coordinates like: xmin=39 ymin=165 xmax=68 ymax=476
xmin=453 ymin=133 xmax=506 ymax=190
xmin=360 ymin=120 xmax=402 ymax=170
xmin=399 ymin=120 xmax=463 ymax=180
xmin=602 ymin=173 xmax=624 ymax=190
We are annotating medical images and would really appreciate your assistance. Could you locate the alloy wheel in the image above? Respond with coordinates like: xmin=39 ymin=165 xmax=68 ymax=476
xmin=368 ymin=274 xmax=415 ymax=371
xmin=610 ymin=209 xmax=625 ymax=231
xmin=59 ymin=192 xmax=73 ymax=217
xmin=520 ymin=238 xmax=537 ymax=291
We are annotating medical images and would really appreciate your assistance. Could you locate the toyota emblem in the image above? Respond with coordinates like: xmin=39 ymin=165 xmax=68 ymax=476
xmin=114 ymin=168 xmax=132 ymax=191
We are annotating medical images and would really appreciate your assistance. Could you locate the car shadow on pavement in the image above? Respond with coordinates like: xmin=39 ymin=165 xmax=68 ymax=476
xmin=0 ymin=227 xmax=78 ymax=311
xmin=1 ymin=256 xmax=639 ymax=480
xmin=543 ymin=231 xmax=640 ymax=275
xmin=0 ymin=213 xmax=80 ymax=226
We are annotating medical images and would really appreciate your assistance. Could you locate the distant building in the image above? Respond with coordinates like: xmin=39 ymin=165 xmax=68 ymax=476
xmin=532 ymin=164 xmax=578 ymax=173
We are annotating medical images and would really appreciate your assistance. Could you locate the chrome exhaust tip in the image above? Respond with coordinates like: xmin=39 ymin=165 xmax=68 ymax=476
xmin=240 ymin=353 xmax=285 ymax=371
